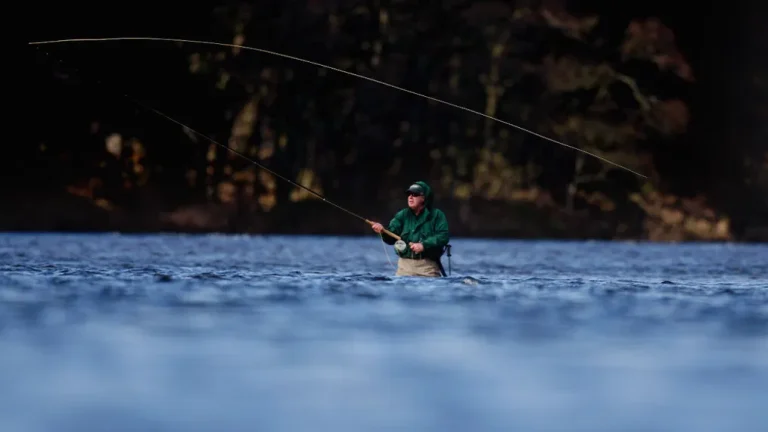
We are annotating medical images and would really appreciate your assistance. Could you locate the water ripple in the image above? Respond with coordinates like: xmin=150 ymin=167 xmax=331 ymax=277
xmin=0 ymin=233 xmax=766 ymax=432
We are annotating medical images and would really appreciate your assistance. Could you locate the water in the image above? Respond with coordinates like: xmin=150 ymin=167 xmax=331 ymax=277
xmin=1 ymin=233 xmax=766 ymax=432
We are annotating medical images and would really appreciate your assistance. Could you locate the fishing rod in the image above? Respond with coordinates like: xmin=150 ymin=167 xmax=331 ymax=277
xmin=132 ymin=95 xmax=404 ymax=242
xmin=30 ymin=46 xmax=404 ymax=245
xmin=28 ymin=36 xmax=649 ymax=179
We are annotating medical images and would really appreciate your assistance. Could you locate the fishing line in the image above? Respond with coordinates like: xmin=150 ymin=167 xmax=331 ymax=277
xmin=28 ymin=36 xmax=648 ymax=179
xmin=379 ymin=233 xmax=396 ymax=272
xmin=31 ymin=46 xmax=403 ymax=267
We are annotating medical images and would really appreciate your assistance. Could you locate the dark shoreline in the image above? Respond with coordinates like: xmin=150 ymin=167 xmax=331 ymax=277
xmin=4 ymin=190 xmax=764 ymax=242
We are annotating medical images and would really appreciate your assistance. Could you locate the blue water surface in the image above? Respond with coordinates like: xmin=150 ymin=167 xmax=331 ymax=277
xmin=1 ymin=233 xmax=767 ymax=432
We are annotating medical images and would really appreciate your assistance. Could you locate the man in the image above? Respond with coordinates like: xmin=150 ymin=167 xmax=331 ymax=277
xmin=371 ymin=181 xmax=450 ymax=277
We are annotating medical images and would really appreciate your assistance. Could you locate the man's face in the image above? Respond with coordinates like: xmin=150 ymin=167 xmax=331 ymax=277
xmin=408 ymin=191 xmax=425 ymax=210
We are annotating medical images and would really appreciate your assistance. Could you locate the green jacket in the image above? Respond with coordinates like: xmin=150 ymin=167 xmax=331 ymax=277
xmin=381 ymin=181 xmax=450 ymax=260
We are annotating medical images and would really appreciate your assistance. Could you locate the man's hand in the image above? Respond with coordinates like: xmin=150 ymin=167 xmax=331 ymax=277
xmin=410 ymin=242 xmax=424 ymax=253
xmin=371 ymin=222 xmax=384 ymax=234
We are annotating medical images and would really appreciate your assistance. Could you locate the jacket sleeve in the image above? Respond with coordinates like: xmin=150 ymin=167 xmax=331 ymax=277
xmin=420 ymin=210 xmax=449 ymax=250
xmin=381 ymin=211 xmax=404 ymax=245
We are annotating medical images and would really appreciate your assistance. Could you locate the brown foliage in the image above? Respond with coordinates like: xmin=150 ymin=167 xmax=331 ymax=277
xmin=623 ymin=18 xmax=694 ymax=82
xmin=630 ymin=188 xmax=731 ymax=241
xmin=649 ymin=99 xmax=689 ymax=135
xmin=540 ymin=2 xmax=599 ymax=40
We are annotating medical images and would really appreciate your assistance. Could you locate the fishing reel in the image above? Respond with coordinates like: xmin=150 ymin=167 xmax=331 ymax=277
xmin=394 ymin=239 xmax=407 ymax=253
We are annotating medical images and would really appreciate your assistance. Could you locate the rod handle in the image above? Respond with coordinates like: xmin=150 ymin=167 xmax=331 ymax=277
xmin=365 ymin=219 xmax=402 ymax=241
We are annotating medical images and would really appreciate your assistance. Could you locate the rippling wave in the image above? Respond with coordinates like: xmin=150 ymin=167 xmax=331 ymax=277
xmin=1 ymin=233 xmax=766 ymax=432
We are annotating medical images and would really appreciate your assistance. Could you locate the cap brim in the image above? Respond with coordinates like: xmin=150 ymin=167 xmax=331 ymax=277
xmin=406 ymin=185 xmax=424 ymax=195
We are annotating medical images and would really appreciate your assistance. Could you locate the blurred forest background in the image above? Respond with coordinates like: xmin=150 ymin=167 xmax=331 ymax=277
xmin=18 ymin=0 xmax=767 ymax=241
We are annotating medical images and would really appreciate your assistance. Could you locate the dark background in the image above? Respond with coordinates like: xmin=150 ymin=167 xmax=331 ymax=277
xmin=19 ymin=0 xmax=767 ymax=241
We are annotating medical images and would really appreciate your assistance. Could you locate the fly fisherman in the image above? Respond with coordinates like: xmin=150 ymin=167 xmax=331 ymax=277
xmin=371 ymin=181 xmax=450 ymax=277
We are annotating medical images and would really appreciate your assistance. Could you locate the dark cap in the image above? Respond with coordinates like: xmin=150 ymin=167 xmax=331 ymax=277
xmin=406 ymin=183 xmax=424 ymax=195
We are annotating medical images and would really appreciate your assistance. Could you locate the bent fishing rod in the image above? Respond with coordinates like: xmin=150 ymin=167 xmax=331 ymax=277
xmin=131 ymin=95 xmax=404 ymax=241
xmin=28 ymin=36 xmax=648 ymax=179
xmin=30 ymin=46 xmax=405 ymax=244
